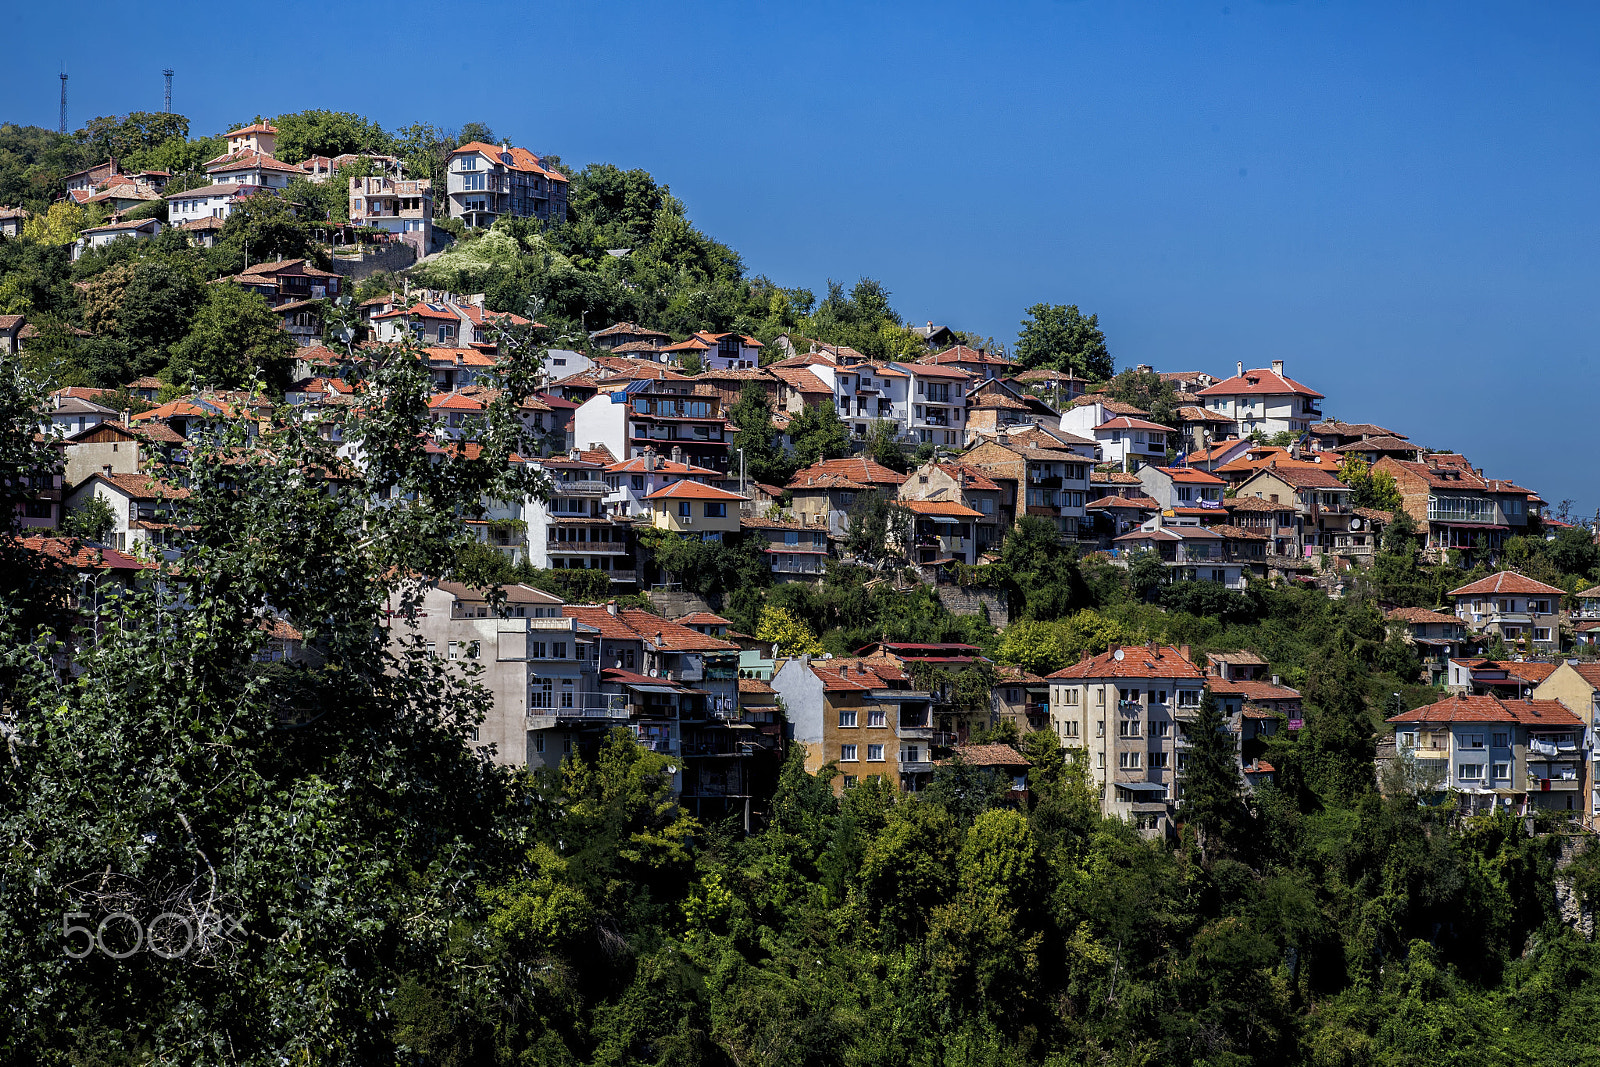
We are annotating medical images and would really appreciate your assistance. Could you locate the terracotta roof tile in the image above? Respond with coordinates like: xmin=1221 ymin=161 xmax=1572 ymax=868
xmin=1048 ymin=644 xmax=1204 ymax=680
xmin=1447 ymin=572 xmax=1566 ymax=598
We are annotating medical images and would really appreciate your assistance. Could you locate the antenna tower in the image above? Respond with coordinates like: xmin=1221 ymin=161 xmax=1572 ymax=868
xmin=58 ymin=72 xmax=68 ymax=135
xmin=163 ymin=69 xmax=174 ymax=113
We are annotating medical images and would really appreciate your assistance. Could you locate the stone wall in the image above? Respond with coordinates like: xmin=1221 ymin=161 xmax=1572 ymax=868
xmin=936 ymin=585 xmax=1010 ymax=628
xmin=648 ymin=589 xmax=715 ymax=621
xmin=326 ymin=241 xmax=417 ymax=281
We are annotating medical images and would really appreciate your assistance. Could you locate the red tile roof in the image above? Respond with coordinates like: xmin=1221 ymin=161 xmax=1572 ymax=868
xmin=645 ymin=480 xmax=747 ymax=501
xmin=1197 ymin=368 xmax=1324 ymax=399
xmin=1388 ymin=693 xmax=1580 ymax=726
xmin=1448 ymin=572 xmax=1566 ymax=597
xmin=902 ymin=499 xmax=983 ymax=518
xmin=1387 ymin=607 xmax=1459 ymax=625
xmin=675 ymin=611 xmax=732 ymax=626
xmin=1095 ymin=416 xmax=1175 ymax=434
xmin=788 ymin=458 xmax=907 ymax=489
xmin=1048 ymin=645 xmax=1204 ymax=680
xmin=17 ymin=536 xmax=149 ymax=570
xmin=946 ymin=743 xmax=1031 ymax=768
xmin=1209 ymin=678 xmax=1301 ymax=701
xmin=449 ymin=142 xmax=568 ymax=181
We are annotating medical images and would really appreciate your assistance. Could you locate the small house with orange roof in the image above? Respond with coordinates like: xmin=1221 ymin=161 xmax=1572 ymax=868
xmin=659 ymin=331 xmax=763 ymax=371
xmin=898 ymin=458 xmax=1006 ymax=558
xmin=446 ymin=141 xmax=568 ymax=226
xmin=603 ymin=446 xmax=723 ymax=517
xmin=770 ymin=653 xmax=938 ymax=793
xmin=1446 ymin=571 xmax=1566 ymax=653
xmin=644 ymin=479 xmax=748 ymax=541
xmin=1195 ymin=358 xmax=1325 ymax=438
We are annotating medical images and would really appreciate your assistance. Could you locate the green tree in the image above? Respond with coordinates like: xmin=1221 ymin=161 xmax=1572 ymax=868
xmin=270 ymin=110 xmax=392 ymax=164
xmin=59 ymin=494 xmax=116 ymax=542
xmin=756 ymin=605 xmax=824 ymax=656
xmin=1178 ymin=687 xmax=1249 ymax=857
xmin=727 ymin=382 xmax=787 ymax=486
xmin=168 ymin=282 xmax=295 ymax=388
xmin=845 ymin=490 xmax=913 ymax=567
xmin=21 ymin=201 xmax=86 ymax=245
xmin=677 ymin=350 xmax=703 ymax=376
xmin=995 ymin=619 xmax=1069 ymax=675
xmin=1102 ymin=366 xmax=1180 ymax=427
xmin=76 ymin=112 xmax=190 ymax=162
xmin=213 ymin=193 xmax=319 ymax=269
xmin=787 ymin=401 xmax=850 ymax=467
xmin=1013 ymin=302 xmax=1112 ymax=380
xmin=1126 ymin=547 xmax=1167 ymax=600
xmin=999 ymin=515 xmax=1088 ymax=619
xmin=865 ymin=418 xmax=909 ymax=473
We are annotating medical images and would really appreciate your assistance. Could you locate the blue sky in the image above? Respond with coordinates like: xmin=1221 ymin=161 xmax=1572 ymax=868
xmin=4 ymin=1 xmax=1597 ymax=513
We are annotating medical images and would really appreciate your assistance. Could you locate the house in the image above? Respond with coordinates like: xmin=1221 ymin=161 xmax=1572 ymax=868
xmin=298 ymin=152 xmax=403 ymax=182
xmin=853 ymin=640 xmax=993 ymax=741
xmin=802 ymin=360 xmax=910 ymax=441
xmin=219 ymin=122 xmax=279 ymax=158
xmin=348 ymin=175 xmax=432 ymax=255
xmin=916 ymin=345 xmax=1012 ymax=380
xmin=1194 ymin=360 xmax=1324 ymax=438
xmin=770 ymin=654 xmax=936 ymax=793
xmin=1331 ymin=435 xmax=1423 ymax=465
xmin=1531 ymin=662 xmax=1600 ymax=825
xmin=892 ymin=361 xmax=972 ymax=447
xmin=1386 ymin=693 xmax=1585 ymax=816
xmin=909 ymin=322 xmax=959 ymax=349
xmin=166 ymin=183 xmax=265 ymax=225
xmin=0 ymin=206 xmax=29 ymax=238
xmin=962 ymin=426 xmax=1095 ymax=541
xmin=1370 ymin=455 xmax=1526 ymax=563
xmin=526 ymin=454 xmax=636 ymax=581
xmin=63 ymin=471 xmax=189 ymax=555
xmin=1113 ymin=518 xmax=1246 ymax=589
xmin=1232 ymin=464 xmax=1357 ymax=560
xmin=206 ymin=152 xmax=300 ymax=191
xmin=589 ymin=322 xmax=673 ymax=351
xmin=384 ymin=581 xmax=607 ymax=768
xmin=740 ymin=516 xmax=831 ymax=580
xmin=1387 ymin=607 xmax=1469 ymax=684
xmin=1571 ymin=584 xmax=1600 ymax=647
xmin=1136 ymin=465 xmax=1227 ymax=518
xmin=992 ymin=665 xmax=1050 ymax=734
xmin=573 ymin=379 xmax=733 ymax=473
xmin=643 ymin=479 xmax=747 ymax=544
xmin=944 ymin=744 xmax=1032 ymax=797
xmin=898 ymin=460 xmax=1007 ymax=557
xmin=11 ymin=440 xmax=63 ymax=530
xmin=1187 ymin=436 xmax=1255 ymax=473
xmin=45 ymin=390 xmax=118 ymax=436
xmin=660 ymin=331 xmax=764 ymax=371
xmin=62 ymin=158 xmax=123 ymax=198
xmin=1171 ymin=405 xmax=1236 ymax=456
xmin=83 ymin=180 xmax=163 ymax=215
xmin=1446 ymin=572 xmax=1565 ymax=654
xmin=446 ymin=141 xmax=568 ymax=226
xmin=1047 ymin=644 xmax=1207 ymax=836
xmin=1309 ymin=420 xmax=1407 ymax=450
xmin=61 ymin=418 xmax=182 ymax=487
xmin=1006 ymin=368 xmax=1090 ymax=408
xmin=964 ymin=378 xmax=1060 ymax=436
xmin=603 ymin=447 xmax=723 ymax=518
xmin=1446 ymin=658 xmax=1560 ymax=697
xmin=901 ymin=500 xmax=985 ymax=566
xmin=785 ymin=458 xmax=907 ymax=537
xmin=688 ymin=368 xmax=780 ymax=412
xmin=1083 ymin=492 xmax=1162 ymax=547
xmin=73 ymin=217 xmax=162 ymax=260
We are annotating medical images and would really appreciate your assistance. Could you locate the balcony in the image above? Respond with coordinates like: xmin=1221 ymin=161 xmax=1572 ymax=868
xmin=899 ymin=761 xmax=935 ymax=775
xmin=897 ymin=723 xmax=934 ymax=741
xmin=552 ymin=479 xmax=608 ymax=495
xmin=546 ymin=542 xmax=632 ymax=554
xmin=527 ymin=700 xmax=629 ymax=728
xmin=932 ymin=730 xmax=961 ymax=748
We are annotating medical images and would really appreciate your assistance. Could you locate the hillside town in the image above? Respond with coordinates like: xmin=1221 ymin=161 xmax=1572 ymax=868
xmin=4 ymin=115 xmax=1596 ymax=841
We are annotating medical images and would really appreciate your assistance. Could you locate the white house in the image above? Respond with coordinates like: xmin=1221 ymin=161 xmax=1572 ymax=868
xmin=206 ymin=152 xmax=300 ymax=191
xmin=446 ymin=141 xmax=568 ymax=226
xmin=167 ymin=183 xmax=262 ymax=224
xmin=1195 ymin=360 xmax=1324 ymax=438
xmin=891 ymin=361 xmax=971 ymax=447
xmin=807 ymin=360 xmax=911 ymax=442
xmin=73 ymin=218 xmax=161 ymax=260
xmin=659 ymin=331 xmax=764 ymax=371
xmin=603 ymin=448 xmax=723 ymax=518
xmin=63 ymin=471 xmax=188 ymax=557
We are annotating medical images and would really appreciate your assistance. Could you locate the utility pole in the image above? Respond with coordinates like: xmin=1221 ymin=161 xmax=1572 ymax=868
xmin=58 ymin=72 xmax=68 ymax=135
xmin=163 ymin=69 xmax=174 ymax=113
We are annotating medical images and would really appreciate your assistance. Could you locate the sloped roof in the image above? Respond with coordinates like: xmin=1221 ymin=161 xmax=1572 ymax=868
xmin=789 ymin=458 xmax=907 ymax=489
xmin=1447 ymin=572 xmax=1566 ymax=598
xmin=1197 ymin=367 xmax=1324 ymax=399
xmin=645 ymin=480 xmax=747 ymax=501
xmin=1048 ymin=645 xmax=1204 ymax=680
xmin=1387 ymin=607 xmax=1460 ymax=625
xmin=1388 ymin=693 xmax=1579 ymax=726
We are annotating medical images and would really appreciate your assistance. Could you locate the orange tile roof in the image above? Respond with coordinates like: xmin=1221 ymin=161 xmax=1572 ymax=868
xmin=1387 ymin=607 xmax=1460 ymax=625
xmin=921 ymin=345 xmax=1011 ymax=367
xmin=946 ymin=743 xmax=1031 ymax=768
xmin=448 ymin=142 xmax=567 ymax=181
xmin=1197 ymin=368 xmax=1324 ymax=399
xmin=789 ymin=458 xmax=907 ymax=489
xmin=770 ymin=367 xmax=833 ymax=394
xmin=1048 ymin=645 xmax=1204 ymax=680
xmin=1447 ymin=572 xmax=1566 ymax=598
xmin=1095 ymin=416 xmax=1175 ymax=433
xmin=675 ymin=611 xmax=732 ymax=626
xmin=1388 ymin=693 xmax=1579 ymax=726
xmin=95 ymin=472 xmax=189 ymax=500
xmin=1158 ymin=466 xmax=1227 ymax=484
xmin=645 ymin=480 xmax=747 ymax=501
xmin=17 ymin=536 xmax=149 ymax=570
xmin=1209 ymin=678 xmax=1301 ymax=701
xmin=934 ymin=462 xmax=1002 ymax=492
xmin=902 ymin=499 xmax=983 ymax=518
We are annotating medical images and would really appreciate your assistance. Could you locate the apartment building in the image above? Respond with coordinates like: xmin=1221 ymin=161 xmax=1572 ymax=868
xmin=1232 ymin=464 xmax=1356 ymax=558
xmin=898 ymin=460 xmax=1007 ymax=557
xmin=771 ymin=655 xmax=937 ymax=793
xmin=916 ymin=345 xmax=1013 ymax=380
xmin=1387 ymin=693 xmax=1584 ymax=815
xmin=385 ymin=582 xmax=607 ymax=769
xmin=64 ymin=472 xmax=188 ymax=556
xmin=1446 ymin=657 xmax=1559 ymax=698
xmin=1136 ymin=465 xmax=1227 ymax=517
xmin=786 ymin=458 xmax=908 ymax=537
xmin=964 ymin=378 xmax=1061 ymax=436
xmin=740 ymin=516 xmax=831 ymax=580
xmin=1114 ymin=519 xmax=1246 ymax=589
xmin=1059 ymin=397 xmax=1169 ymax=469
xmin=1446 ymin=571 xmax=1565 ymax=653
xmin=1373 ymin=455 xmax=1540 ymax=562
xmin=446 ymin=141 xmax=568 ymax=226
xmin=1194 ymin=360 xmax=1324 ymax=438
xmin=573 ymin=379 xmax=733 ymax=473
xmin=659 ymin=331 xmax=764 ymax=370
xmin=643 ymin=479 xmax=748 ymax=544
xmin=962 ymin=426 xmax=1095 ymax=540
xmin=348 ymin=175 xmax=432 ymax=253
xmin=527 ymin=455 xmax=636 ymax=582
xmin=1531 ymin=662 xmax=1600 ymax=826
xmin=892 ymin=361 xmax=972 ymax=446
xmin=1047 ymin=645 xmax=1207 ymax=835
xmin=603 ymin=447 xmax=722 ymax=518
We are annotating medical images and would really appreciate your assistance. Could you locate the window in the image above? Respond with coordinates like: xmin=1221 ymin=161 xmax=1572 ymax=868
xmin=1119 ymin=719 xmax=1141 ymax=737
xmin=867 ymin=744 xmax=885 ymax=762
xmin=1096 ymin=752 xmax=1106 ymax=768
xmin=625 ymin=649 xmax=636 ymax=669
xmin=1096 ymin=719 xmax=1105 ymax=736
xmin=1150 ymin=751 xmax=1169 ymax=768
xmin=1096 ymin=688 xmax=1107 ymax=706
xmin=533 ymin=734 xmax=545 ymax=753
xmin=838 ymin=708 xmax=857 ymax=728
xmin=1154 ymin=721 xmax=1170 ymax=737
xmin=867 ymin=708 xmax=886 ymax=727
xmin=1535 ymin=628 xmax=1552 ymax=642
xmin=1060 ymin=720 xmax=1079 ymax=737
xmin=1063 ymin=687 xmax=1079 ymax=705
xmin=840 ymin=744 xmax=858 ymax=762
xmin=704 ymin=502 xmax=726 ymax=518
xmin=552 ymin=642 xmax=567 ymax=659
xmin=1492 ymin=762 xmax=1510 ymax=780
xmin=1531 ymin=600 xmax=1551 ymax=614
xmin=459 ymin=155 xmax=478 ymax=170
xmin=531 ymin=678 xmax=553 ymax=709
xmin=529 ymin=641 xmax=547 ymax=658
xmin=1466 ymin=733 xmax=1485 ymax=749
xmin=1119 ymin=751 xmax=1142 ymax=769
xmin=1120 ymin=688 xmax=1140 ymax=704
xmin=1457 ymin=763 xmax=1484 ymax=781
xmin=1177 ymin=690 xmax=1200 ymax=708
xmin=561 ymin=680 xmax=574 ymax=708
xmin=1492 ymin=732 xmax=1509 ymax=748
xmin=1005 ymin=688 xmax=1021 ymax=703
xmin=678 ymin=501 xmax=693 ymax=518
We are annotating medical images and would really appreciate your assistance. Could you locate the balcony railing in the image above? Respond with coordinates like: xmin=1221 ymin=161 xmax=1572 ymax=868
xmin=553 ymin=479 xmax=608 ymax=494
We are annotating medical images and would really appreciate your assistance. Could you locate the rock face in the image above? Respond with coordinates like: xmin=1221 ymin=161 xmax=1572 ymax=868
xmin=1554 ymin=835 xmax=1596 ymax=940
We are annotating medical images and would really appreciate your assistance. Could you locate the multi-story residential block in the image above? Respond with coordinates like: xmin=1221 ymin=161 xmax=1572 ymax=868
xmin=659 ymin=331 xmax=764 ymax=371
xmin=574 ymin=379 xmax=733 ymax=473
xmin=1194 ymin=360 xmax=1324 ymax=437
xmin=1114 ymin=518 xmax=1245 ymax=589
xmin=1446 ymin=572 xmax=1565 ymax=654
xmin=348 ymin=175 xmax=432 ymax=253
xmin=898 ymin=460 xmax=1007 ymax=556
xmin=1371 ymin=455 xmax=1540 ymax=563
xmin=1386 ymin=693 xmax=1584 ymax=815
xmin=901 ymin=500 xmax=985 ymax=566
xmin=1047 ymin=644 xmax=1207 ymax=835
xmin=1231 ymin=464 xmax=1355 ymax=559
xmin=385 ymin=581 xmax=608 ymax=768
xmin=739 ymin=516 xmax=831 ymax=580
xmin=527 ymin=455 xmax=636 ymax=583
xmin=1531 ymin=662 xmax=1600 ymax=825
xmin=1059 ymin=397 xmax=1166 ymax=469
xmin=446 ymin=141 xmax=568 ymax=226
xmin=1387 ymin=607 xmax=1469 ymax=684
xmin=61 ymin=418 xmax=181 ymax=487
xmin=603 ymin=447 xmax=722 ymax=518
xmin=643 ymin=479 xmax=748 ymax=544
xmin=801 ymin=360 xmax=910 ymax=441
xmin=166 ymin=183 xmax=265 ymax=225
xmin=893 ymin=361 xmax=971 ymax=446
xmin=785 ymin=458 xmax=907 ymax=537
xmin=771 ymin=654 xmax=936 ymax=793
xmin=962 ymin=426 xmax=1095 ymax=540
xmin=964 ymin=378 xmax=1060 ymax=436
xmin=1571 ymin=583 xmax=1600 ymax=648
xmin=1136 ymin=465 xmax=1227 ymax=518
xmin=855 ymin=640 xmax=992 ymax=743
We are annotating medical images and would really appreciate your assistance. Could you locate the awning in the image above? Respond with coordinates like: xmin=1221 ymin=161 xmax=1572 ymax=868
xmin=624 ymin=683 xmax=681 ymax=694
xmin=1114 ymin=781 xmax=1167 ymax=794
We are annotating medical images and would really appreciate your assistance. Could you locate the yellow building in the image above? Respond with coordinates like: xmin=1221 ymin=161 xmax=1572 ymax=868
xmin=644 ymin=479 xmax=747 ymax=540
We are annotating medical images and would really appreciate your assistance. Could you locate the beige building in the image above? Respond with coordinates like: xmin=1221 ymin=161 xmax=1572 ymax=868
xmin=770 ymin=655 xmax=936 ymax=793
xmin=1047 ymin=644 xmax=1207 ymax=835
xmin=643 ymin=479 xmax=748 ymax=539
xmin=348 ymin=175 xmax=433 ymax=254
xmin=1446 ymin=571 xmax=1565 ymax=654
xmin=1531 ymin=662 xmax=1600 ymax=826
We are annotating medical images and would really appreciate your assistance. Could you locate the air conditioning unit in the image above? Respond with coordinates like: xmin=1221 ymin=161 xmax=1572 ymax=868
xmin=680 ymin=514 xmax=693 ymax=525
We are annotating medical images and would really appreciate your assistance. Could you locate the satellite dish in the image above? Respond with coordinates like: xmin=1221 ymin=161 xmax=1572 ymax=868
xmin=1349 ymin=518 xmax=1363 ymax=530
xmin=648 ymin=668 xmax=658 ymax=677
xmin=666 ymin=765 xmax=678 ymax=775
xmin=1113 ymin=649 xmax=1125 ymax=661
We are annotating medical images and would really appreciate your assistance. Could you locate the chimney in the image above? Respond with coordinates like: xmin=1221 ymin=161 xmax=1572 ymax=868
xmin=1236 ymin=360 xmax=1244 ymax=377
xmin=501 ymin=143 xmax=508 ymax=154
xmin=1271 ymin=674 xmax=1281 ymax=687
xmin=569 ymin=447 xmax=579 ymax=462
xmin=605 ymin=600 xmax=617 ymax=615
xmin=101 ymin=464 xmax=111 ymax=475
xmin=671 ymin=445 xmax=683 ymax=465
xmin=926 ymin=321 xmax=933 ymax=328
xmin=1179 ymin=644 xmax=1191 ymax=663
xmin=121 ymin=409 xmax=129 ymax=426
xmin=645 ymin=448 xmax=658 ymax=471
xmin=1271 ymin=359 xmax=1284 ymax=376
